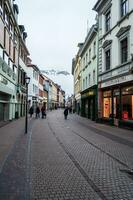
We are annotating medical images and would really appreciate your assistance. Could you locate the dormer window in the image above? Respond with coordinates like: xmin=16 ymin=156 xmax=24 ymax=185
xmin=105 ymin=10 xmax=111 ymax=32
xmin=121 ymin=0 xmax=128 ymax=17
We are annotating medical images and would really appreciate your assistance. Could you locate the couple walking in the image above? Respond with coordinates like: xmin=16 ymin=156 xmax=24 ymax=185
xmin=36 ymin=105 xmax=46 ymax=119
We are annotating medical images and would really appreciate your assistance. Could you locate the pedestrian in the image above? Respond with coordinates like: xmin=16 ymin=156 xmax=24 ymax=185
xmin=41 ymin=106 xmax=46 ymax=119
xmin=36 ymin=106 xmax=40 ymax=118
xmin=29 ymin=106 xmax=34 ymax=117
xmin=64 ymin=107 xmax=68 ymax=120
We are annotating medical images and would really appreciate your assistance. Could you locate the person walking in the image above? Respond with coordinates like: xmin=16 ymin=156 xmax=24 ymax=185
xmin=41 ymin=106 xmax=46 ymax=119
xmin=29 ymin=106 xmax=34 ymax=118
xmin=36 ymin=106 xmax=40 ymax=118
xmin=64 ymin=107 xmax=68 ymax=120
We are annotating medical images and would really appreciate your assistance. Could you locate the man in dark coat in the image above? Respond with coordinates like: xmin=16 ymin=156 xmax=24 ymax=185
xmin=29 ymin=106 xmax=34 ymax=117
xmin=36 ymin=106 xmax=40 ymax=118
xmin=41 ymin=106 xmax=46 ymax=119
xmin=64 ymin=107 xmax=68 ymax=119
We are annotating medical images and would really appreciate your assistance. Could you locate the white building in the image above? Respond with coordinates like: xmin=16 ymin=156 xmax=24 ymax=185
xmin=27 ymin=62 xmax=40 ymax=110
xmin=93 ymin=0 xmax=133 ymax=128
xmin=79 ymin=24 xmax=98 ymax=120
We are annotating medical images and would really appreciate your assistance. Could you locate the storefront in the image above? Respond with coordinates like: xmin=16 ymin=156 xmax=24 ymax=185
xmin=0 ymin=92 xmax=10 ymax=121
xmin=81 ymin=86 xmax=97 ymax=121
xmin=100 ymin=84 xmax=133 ymax=128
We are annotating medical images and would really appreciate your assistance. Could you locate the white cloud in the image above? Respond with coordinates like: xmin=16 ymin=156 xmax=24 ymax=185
xmin=16 ymin=0 xmax=97 ymax=95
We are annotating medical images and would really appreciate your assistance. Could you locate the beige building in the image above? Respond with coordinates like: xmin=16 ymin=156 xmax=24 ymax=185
xmin=51 ymin=82 xmax=58 ymax=109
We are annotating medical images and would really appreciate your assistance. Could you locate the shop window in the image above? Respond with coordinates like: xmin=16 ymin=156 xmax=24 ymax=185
xmin=103 ymin=98 xmax=112 ymax=118
xmin=103 ymin=91 xmax=112 ymax=118
xmin=122 ymin=86 xmax=133 ymax=120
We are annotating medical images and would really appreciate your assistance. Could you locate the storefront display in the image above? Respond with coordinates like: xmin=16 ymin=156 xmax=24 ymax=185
xmin=103 ymin=91 xmax=112 ymax=118
xmin=122 ymin=86 xmax=133 ymax=121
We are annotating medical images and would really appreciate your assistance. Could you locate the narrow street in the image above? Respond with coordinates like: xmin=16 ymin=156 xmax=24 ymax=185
xmin=0 ymin=110 xmax=133 ymax=200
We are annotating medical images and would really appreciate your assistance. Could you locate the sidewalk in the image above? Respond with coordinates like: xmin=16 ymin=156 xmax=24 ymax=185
xmin=0 ymin=117 xmax=29 ymax=171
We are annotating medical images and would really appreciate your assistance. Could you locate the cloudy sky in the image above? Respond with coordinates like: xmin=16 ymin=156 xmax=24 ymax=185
xmin=16 ymin=0 xmax=97 ymax=95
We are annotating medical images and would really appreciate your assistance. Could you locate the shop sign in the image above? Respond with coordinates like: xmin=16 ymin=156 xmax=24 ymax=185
xmin=122 ymin=111 xmax=128 ymax=120
xmin=101 ymin=74 xmax=133 ymax=88
xmin=82 ymin=91 xmax=94 ymax=98
xmin=32 ymin=96 xmax=37 ymax=100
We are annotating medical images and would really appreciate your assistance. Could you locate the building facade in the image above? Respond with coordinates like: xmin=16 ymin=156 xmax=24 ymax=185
xmin=72 ymin=47 xmax=82 ymax=115
xmin=27 ymin=63 xmax=40 ymax=111
xmin=79 ymin=24 xmax=98 ymax=120
xmin=0 ymin=0 xmax=29 ymax=122
xmin=94 ymin=0 xmax=133 ymax=128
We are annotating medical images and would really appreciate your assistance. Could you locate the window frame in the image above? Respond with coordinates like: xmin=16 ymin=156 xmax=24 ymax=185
xmin=105 ymin=49 xmax=111 ymax=71
xmin=120 ymin=37 xmax=128 ymax=64
xmin=105 ymin=10 xmax=111 ymax=32
xmin=121 ymin=0 xmax=128 ymax=17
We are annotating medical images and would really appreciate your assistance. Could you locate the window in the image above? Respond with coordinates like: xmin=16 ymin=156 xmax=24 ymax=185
xmin=10 ymin=19 xmax=14 ymax=38
xmin=105 ymin=49 xmax=111 ymax=70
xmin=122 ymin=86 xmax=133 ymax=120
xmin=0 ymin=46 xmax=3 ymax=58
xmin=121 ymin=37 xmax=128 ymax=63
xmin=83 ymin=57 xmax=85 ymax=68
xmin=103 ymin=91 xmax=112 ymax=118
xmin=121 ymin=0 xmax=128 ymax=17
xmin=83 ymin=79 xmax=85 ymax=90
xmin=86 ymin=77 xmax=88 ymax=88
xmin=86 ymin=53 xmax=88 ymax=66
xmin=93 ymin=70 xmax=95 ymax=84
xmin=14 ymin=30 xmax=18 ymax=45
xmin=4 ymin=52 xmax=8 ymax=64
xmin=89 ymin=49 xmax=91 ymax=61
xmin=89 ymin=74 xmax=91 ymax=85
xmin=13 ymin=65 xmax=17 ymax=74
xmin=4 ymin=6 xmax=9 ymax=28
xmin=105 ymin=10 xmax=111 ymax=32
xmin=0 ymin=0 xmax=3 ymax=16
xmin=93 ymin=42 xmax=96 ymax=56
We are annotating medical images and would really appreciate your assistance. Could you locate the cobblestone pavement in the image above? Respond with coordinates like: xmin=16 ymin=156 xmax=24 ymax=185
xmin=0 ymin=110 xmax=133 ymax=199
xmin=0 ymin=117 xmax=34 ymax=200
xmin=31 ymin=110 xmax=133 ymax=200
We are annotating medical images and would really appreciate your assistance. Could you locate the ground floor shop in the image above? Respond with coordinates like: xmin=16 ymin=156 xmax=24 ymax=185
xmin=81 ymin=86 xmax=97 ymax=121
xmin=0 ymin=91 xmax=17 ymax=122
xmin=98 ymin=83 xmax=133 ymax=128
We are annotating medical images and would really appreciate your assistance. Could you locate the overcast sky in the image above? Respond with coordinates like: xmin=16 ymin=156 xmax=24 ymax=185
xmin=16 ymin=0 xmax=97 ymax=95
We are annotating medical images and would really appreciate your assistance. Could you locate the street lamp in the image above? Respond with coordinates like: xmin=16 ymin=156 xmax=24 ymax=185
xmin=25 ymin=76 xmax=30 ymax=134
